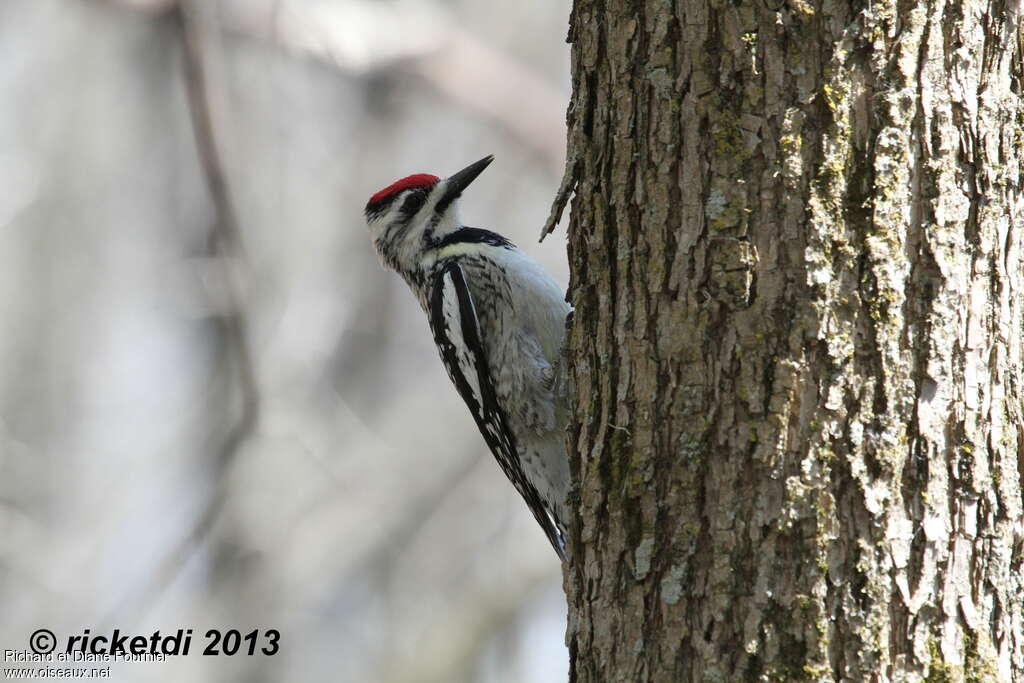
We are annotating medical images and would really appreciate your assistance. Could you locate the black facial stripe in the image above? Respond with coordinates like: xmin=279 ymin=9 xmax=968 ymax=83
xmin=384 ymin=216 xmax=415 ymax=247
xmin=434 ymin=190 xmax=459 ymax=216
xmin=365 ymin=188 xmax=429 ymax=221
xmin=400 ymin=189 xmax=427 ymax=215
xmin=365 ymin=193 xmax=398 ymax=217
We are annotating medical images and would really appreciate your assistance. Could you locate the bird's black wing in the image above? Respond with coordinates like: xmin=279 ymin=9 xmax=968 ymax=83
xmin=428 ymin=259 xmax=566 ymax=560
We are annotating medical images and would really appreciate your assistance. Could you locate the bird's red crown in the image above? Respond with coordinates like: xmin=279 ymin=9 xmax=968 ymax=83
xmin=368 ymin=174 xmax=440 ymax=206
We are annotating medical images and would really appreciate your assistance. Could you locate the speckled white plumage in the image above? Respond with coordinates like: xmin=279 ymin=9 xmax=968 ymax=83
xmin=365 ymin=157 xmax=571 ymax=559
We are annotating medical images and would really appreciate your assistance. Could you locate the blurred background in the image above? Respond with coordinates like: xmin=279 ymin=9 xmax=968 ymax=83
xmin=0 ymin=1 xmax=571 ymax=681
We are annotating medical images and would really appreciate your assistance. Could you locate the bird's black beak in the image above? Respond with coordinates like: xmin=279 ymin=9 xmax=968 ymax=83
xmin=441 ymin=155 xmax=494 ymax=205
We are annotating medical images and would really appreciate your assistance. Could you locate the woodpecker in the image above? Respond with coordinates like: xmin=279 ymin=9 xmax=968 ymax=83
xmin=364 ymin=155 xmax=570 ymax=560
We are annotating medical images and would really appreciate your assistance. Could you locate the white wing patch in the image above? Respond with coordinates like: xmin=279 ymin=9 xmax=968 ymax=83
xmin=439 ymin=271 xmax=484 ymax=412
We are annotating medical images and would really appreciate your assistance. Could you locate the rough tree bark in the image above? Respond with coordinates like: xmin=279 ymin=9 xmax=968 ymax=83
xmin=554 ymin=0 xmax=1023 ymax=679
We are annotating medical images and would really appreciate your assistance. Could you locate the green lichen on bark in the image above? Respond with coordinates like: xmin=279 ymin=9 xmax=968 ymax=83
xmin=560 ymin=0 xmax=1024 ymax=680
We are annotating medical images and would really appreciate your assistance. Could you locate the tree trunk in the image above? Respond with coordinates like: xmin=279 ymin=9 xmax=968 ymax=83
xmin=556 ymin=0 xmax=1024 ymax=679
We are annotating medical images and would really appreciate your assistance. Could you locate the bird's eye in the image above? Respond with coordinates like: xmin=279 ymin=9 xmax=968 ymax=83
xmin=401 ymin=191 xmax=426 ymax=214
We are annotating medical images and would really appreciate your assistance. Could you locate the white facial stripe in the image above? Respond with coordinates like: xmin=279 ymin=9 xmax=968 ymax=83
xmin=367 ymin=183 xmax=465 ymax=274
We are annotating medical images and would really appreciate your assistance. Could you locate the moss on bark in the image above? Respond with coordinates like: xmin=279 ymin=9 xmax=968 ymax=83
xmin=558 ymin=0 xmax=1024 ymax=679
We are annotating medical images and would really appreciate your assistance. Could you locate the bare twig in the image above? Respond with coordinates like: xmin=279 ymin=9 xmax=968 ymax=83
xmin=540 ymin=153 xmax=579 ymax=241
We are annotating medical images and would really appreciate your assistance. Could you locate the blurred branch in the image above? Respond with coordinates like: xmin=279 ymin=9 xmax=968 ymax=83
xmin=166 ymin=0 xmax=262 ymax=593
xmin=409 ymin=31 xmax=566 ymax=167
xmin=106 ymin=0 xmax=567 ymax=169
xmin=115 ymin=0 xmax=178 ymax=11
xmin=110 ymin=0 xmax=260 ymax=621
